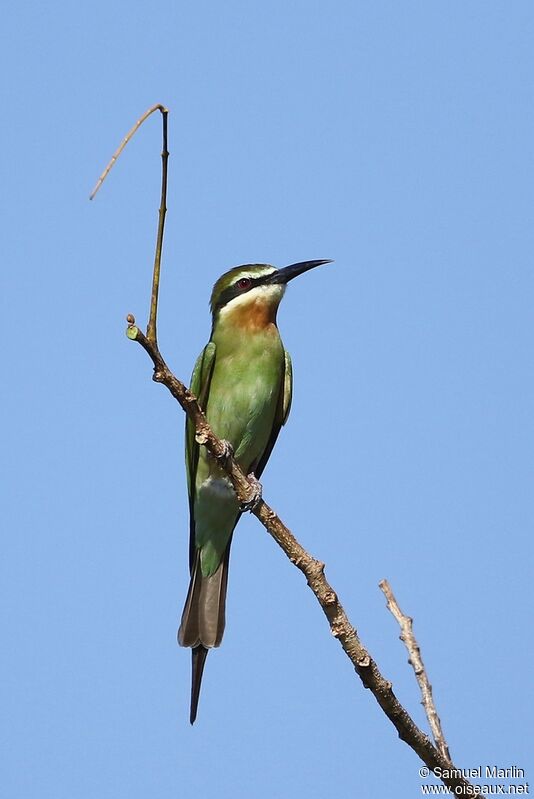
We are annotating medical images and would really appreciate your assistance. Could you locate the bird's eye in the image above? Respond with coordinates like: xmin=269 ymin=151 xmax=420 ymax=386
xmin=237 ymin=277 xmax=251 ymax=290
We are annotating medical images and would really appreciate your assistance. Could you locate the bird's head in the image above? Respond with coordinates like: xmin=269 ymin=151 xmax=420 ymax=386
xmin=210 ymin=260 xmax=332 ymax=330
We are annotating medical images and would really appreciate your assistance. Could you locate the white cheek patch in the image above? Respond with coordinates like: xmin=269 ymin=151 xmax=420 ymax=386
xmin=220 ymin=283 xmax=286 ymax=318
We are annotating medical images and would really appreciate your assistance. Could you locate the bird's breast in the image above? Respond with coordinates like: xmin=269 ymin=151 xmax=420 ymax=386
xmin=203 ymin=329 xmax=285 ymax=470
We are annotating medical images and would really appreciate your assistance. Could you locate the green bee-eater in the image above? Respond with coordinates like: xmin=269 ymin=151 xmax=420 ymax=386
xmin=178 ymin=259 xmax=331 ymax=723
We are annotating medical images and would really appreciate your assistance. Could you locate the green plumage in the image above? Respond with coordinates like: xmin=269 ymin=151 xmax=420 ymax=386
xmin=177 ymin=259 xmax=330 ymax=724
xmin=189 ymin=326 xmax=290 ymax=576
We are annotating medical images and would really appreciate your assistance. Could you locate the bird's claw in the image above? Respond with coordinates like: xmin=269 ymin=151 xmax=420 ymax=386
xmin=216 ymin=439 xmax=234 ymax=466
xmin=240 ymin=473 xmax=263 ymax=512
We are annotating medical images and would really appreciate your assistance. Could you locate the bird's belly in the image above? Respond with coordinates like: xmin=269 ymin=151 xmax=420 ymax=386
xmin=193 ymin=474 xmax=239 ymax=575
xmin=195 ymin=475 xmax=237 ymax=529
xmin=192 ymin=335 xmax=284 ymax=576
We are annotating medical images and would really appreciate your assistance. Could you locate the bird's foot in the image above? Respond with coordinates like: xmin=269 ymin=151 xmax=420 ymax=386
xmin=216 ymin=439 xmax=234 ymax=467
xmin=240 ymin=473 xmax=263 ymax=512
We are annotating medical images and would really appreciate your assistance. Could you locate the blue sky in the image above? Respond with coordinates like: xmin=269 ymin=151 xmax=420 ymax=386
xmin=2 ymin=2 xmax=533 ymax=796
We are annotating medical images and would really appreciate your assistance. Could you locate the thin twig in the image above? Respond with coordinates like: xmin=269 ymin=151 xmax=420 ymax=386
xmin=146 ymin=108 xmax=168 ymax=344
xmin=89 ymin=103 xmax=168 ymax=201
xmin=90 ymin=104 xmax=169 ymax=345
xmin=379 ymin=579 xmax=452 ymax=762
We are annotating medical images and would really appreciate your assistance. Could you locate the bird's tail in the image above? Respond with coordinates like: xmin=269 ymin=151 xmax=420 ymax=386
xmin=178 ymin=547 xmax=230 ymax=724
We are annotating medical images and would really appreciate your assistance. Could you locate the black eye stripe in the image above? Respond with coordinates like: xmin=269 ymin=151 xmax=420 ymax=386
xmin=214 ymin=274 xmax=269 ymax=312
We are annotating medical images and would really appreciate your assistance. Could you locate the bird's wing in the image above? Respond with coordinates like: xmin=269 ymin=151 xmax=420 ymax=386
xmin=254 ymin=349 xmax=293 ymax=479
xmin=186 ymin=341 xmax=217 ymax=571
xmin=281 ymin=348 xmax=293 ymax=425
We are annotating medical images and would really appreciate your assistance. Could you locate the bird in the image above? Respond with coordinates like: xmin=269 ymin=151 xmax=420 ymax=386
xmin=178 ymin=258 xmax=332 ymax=723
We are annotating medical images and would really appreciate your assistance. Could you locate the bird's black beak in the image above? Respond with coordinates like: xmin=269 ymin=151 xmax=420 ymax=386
xmin=268 ymin=259 xmax=333 ymax=285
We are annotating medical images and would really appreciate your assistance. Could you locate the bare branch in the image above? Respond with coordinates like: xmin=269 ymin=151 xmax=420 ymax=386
xmin=93 ymin=104 xmax=483 ymax=797
xmin=126 ymin=318 xmax=477 ymax=797
xmin=89 ymin=103 xmax=168 ymax=200
xmin=147 ymin=108 xmax=168 ymax=344
xmin=379 ymin=579 xmax=451 ymax=762
xmin=90 ymin=104 xmax=169 ymax=344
